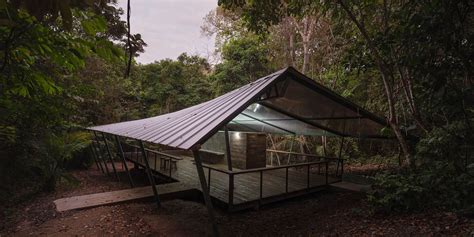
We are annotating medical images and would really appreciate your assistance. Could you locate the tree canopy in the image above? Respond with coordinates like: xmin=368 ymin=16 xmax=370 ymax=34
xmin=0 ymin=0 xmax=472 ymax=214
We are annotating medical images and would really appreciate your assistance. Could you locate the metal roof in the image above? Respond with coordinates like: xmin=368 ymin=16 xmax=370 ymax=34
xmin=89 ymin=67 xmax=389 ymax=150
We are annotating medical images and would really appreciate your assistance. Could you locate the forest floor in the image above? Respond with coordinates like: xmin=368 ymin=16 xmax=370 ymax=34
xmin=1 ymin=165 xmax=473 ymax=236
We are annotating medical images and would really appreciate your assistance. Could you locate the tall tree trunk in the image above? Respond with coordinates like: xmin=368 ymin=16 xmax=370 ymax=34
xmin=292 ymin=15 xmax=317 ymax=74
xmin=397 ymin=65 xmax=428 ymax=133
xmin=336 ymin=0 xmax=414 ymax=168
xmin=282 ymin=17 xmax=296 ymax=67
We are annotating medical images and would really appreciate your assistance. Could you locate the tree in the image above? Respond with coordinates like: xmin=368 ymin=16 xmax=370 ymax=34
xmin=210 ymin=35 xmax=273 ymax=95
xmin=136 ymin=53 xmax=213 ymax=115
xmin=0 ymin=0 xmax=142 ymax=198
xmin=218 ymin=0 xmax=473 ymax=168
xmin=219 ymin=0 xmax=474 ymax=211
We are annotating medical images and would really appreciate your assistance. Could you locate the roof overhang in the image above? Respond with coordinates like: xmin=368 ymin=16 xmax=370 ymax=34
xmin=88 ymin=67 xmax=391 ymax=150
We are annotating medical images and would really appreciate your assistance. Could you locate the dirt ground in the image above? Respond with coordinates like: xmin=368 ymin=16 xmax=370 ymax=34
xmin=1 ymin=165 xmax=473 ymax=236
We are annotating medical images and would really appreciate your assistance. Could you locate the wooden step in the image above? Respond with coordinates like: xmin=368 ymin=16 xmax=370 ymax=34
xmin=54 ymin=182 xmax=197 ymax=212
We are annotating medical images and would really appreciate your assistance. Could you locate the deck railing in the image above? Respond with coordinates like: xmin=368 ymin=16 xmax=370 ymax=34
xmin=266 ymin=149 xmax=344 ymax=177
xmin=118 ymin=142 xmax=343 ymax=210
xmin=201 ymin=157 xmax=339 ymax=210
xmin=123 ymin=143 xmax=182 ymax=179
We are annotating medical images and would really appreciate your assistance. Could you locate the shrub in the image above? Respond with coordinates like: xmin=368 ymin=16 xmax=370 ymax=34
xmin=38 ymin=131 xmax=91 ymax=191
xmin=368 ymin=122 xmax=474 ymax=212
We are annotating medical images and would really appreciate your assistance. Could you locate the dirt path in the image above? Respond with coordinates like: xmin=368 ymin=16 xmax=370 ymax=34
xmin=2 ymin=167 xmax=473 ymax=236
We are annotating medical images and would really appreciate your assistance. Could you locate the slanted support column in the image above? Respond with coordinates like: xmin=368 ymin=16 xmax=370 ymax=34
xmin=90 ymin=144 xmax=104 ymax=173
xmin=192 ymin=149 xmax=219 ymax=237
xmin=93 ymin=131 xmax=110 ymax=176
xmin=337 ymin=119 xmax=347 ymax=177
xmin=336 ymin=136 xmax=345 ymax=176
xmin=139 ymin=140 xmax=160 ymax=207
xmin=115 ymin=136 xmax=134 ymax=188
xmin=224 ymin=126 xmax=232 ymax=171
xmin=102 ymin=132 xmax=120 ymax=181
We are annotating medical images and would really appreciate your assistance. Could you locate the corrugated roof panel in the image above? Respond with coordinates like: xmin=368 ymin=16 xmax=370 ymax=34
xmin=88 ymin=67 xmax=390 ymax=150
xmin=88 ymin=68 xmax=287 ymax=149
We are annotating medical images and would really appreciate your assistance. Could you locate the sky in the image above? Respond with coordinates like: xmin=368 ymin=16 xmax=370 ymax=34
xmin=116 ymin=0 xmax=217 ymax=64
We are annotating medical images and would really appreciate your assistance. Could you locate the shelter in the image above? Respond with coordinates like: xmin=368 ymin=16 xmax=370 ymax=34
xmin=87 ymin=67 xmax=389 ymax=236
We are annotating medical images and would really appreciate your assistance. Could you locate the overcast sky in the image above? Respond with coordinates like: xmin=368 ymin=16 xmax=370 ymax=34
xmin=116 ymin=0 xmax=217 ymax=64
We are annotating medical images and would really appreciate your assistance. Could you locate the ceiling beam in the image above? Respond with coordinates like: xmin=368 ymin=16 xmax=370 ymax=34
xmin=258 ymin=101 xmax=345 ymax=137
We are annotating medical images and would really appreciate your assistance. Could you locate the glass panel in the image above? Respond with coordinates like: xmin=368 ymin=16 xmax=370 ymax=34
xmin=259 ymin=76 xmax=387 ymax=137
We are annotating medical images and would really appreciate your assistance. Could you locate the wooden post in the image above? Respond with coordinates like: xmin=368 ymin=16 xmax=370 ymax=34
xmin=93 ymin=132 xmax=110 ymax=176
xmin=102 ymin=133 xmax=120 ymax=181
xmin=115 ymin=136 xmax=134 ymax=188
xmin=139 ymin=141 xmax=160 ymax=207
xmin=285 ymin=167 xmax=289 ymax=193
xmin=224 ymin=126 xmax=233 ymax=171
xmin=192 ymin=149 xmax=219 ymax=237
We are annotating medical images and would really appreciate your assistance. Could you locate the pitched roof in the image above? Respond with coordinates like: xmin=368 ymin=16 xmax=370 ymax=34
xmin=89 ymin=67 xmax=389 ymax=150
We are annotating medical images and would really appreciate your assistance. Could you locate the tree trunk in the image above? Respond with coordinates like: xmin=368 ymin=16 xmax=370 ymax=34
xmin=336 ymin=0 xmax=414 ymax=168
xmin=292 ymin=15 xmax=317 ymax=74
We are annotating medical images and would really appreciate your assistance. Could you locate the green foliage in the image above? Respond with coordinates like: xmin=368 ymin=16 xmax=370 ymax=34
xmin=369 ymin=164 xmax=474 ymax=212
xmin=219 ymin=0 xmax=473 ymax=212
xmin=38 ymin=131 xmax=91 ymax=191
xmin=135 ymin=53 xmax=213 ymax=116
xmin=0 ymin=0 xmax=471 ymax=215
xmin=368 ymin=172 xmax=425 ymax=211
xmin=369 ymin=121 xmax=474 ymax=212
xmin=210 ymin=35 xmax=273 ymax=94
xmin=0 ymin=0 xmax=131 ymax=204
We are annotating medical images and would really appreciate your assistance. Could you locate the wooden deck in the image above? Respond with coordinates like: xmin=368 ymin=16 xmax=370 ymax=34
xmin=128 ymin=153 xmax=339 ymax=211
xmin=53 ymin=150 xmax=343 ymax=212
xmin=55 ymin=142 xmax=343 ymax=212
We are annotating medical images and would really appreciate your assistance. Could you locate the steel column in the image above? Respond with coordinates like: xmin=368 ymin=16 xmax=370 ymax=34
xmin=307 ymin=164 xmax=310 ymax=189
xmin=115 ymin=136 xmax=134 ymax=188
xmin=228 ymin=173 xmax=234 ymax=209
xmin=336 ymin=136 xmax=345 ymax=176
xmin=325 ymin=162 xmax=329 ymax=185
xmin=224 ymin=126 xmax=233 ymax=171
xmin=139 ymin=141 xmax=160 ymax=207
xmin=240 ymin=112 xmax=295 ymax=134
xmin=192 ymin=150 xmax=219 ymax=237
xmin=93 ymin=132 xmax=110 ymax=176
xmin=208 ymin=168 xmax=211 ymax=192
xmin=259 ymin=171 xmax=263 ymax=200
xmin=258 ymin=102 xmax=346 ymax=137
xmin=102 ymin=133 xmax=120 ymax=181
xmin=341 ymin=159 xmax=344 ymax=178
xmin=90 ymin=144 xmax=104 ymax=173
